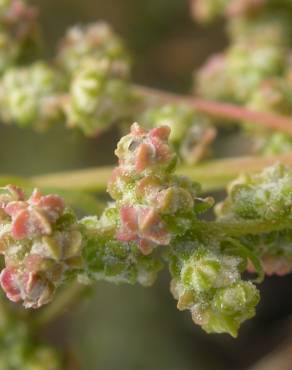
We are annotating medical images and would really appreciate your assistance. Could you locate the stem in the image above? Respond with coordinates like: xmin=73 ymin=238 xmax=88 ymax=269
xmin=134 ymin=85 xmax=292 ymax=134
xmin=197 ymin=219 xmax=292 ymax=238
xmin=34 ymin=282 xmax=87 ymax=327
xmin=31 ymin=152 xmax=292 ymax=193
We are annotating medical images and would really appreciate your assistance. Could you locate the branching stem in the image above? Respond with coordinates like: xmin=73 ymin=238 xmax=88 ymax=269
xmin=134 ymin=85 xmax=292 ymax=134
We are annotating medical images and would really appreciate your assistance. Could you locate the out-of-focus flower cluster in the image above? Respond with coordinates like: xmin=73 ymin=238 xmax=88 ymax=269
xmin=216 ymin=164 xmax=292 ymax=276
xmin=0 ymin=62 xmax=64 ymax=130
xmin=140 ymin=104 xmax=216 ymax=164
xmin=193 ymin=0 xmax=292 ymax=154
xmin=0 ymin=185 xmax=83 ymax=308
xmin=57 ymin=22 xmax=133 ymax=136
xmin=0 ymin=0 xmax=39 ymax=74
xmin=168 ymin=242 xmax=259 ymax=337
xmin=0 ymin=21 xmax=133 ymax=136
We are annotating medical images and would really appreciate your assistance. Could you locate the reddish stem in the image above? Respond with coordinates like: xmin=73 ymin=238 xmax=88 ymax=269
xmin=134 ymin=85 xmax=292 ymax=134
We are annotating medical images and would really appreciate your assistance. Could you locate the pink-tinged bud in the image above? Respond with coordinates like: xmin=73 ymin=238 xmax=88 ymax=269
xmin=0 ymin=266 xmax=21 ymax=303
xmin=0 ymin=186 xmax=83 ymax=308
xmin=0 ymin=185 xmax=25 ymax=208
xmin=117 ymin=206 xmax=170 ymax=255
xmin=11 ymin=208 xmax=52 ymax=240
xmin=4 ymin=201 xmax=27 ymax=217
xmin=135 ymin=143 xmax=154 ymax=172
xmin=115 ymin=123 xmax=175 ymax=174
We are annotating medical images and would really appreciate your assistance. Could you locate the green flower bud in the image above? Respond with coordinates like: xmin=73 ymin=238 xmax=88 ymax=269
xmin=57 ymin=22 xmax=130 ymax=76
xmin=0 ymin=62 xmax=63 ymax=130
xmin=180 ymin=248 xmax=241 ymax=292
xmin=217 ymin=164 xmax=292 ymax=221
xmin=195 ymin=53 xmax=235 ymax=102
xmin=204 ymin=281 xmax=259 ymax=336
xmin=169 ymin=243 xmax=257 ymax=336
xmin=244 ymin=78 xmax=292 ymax=155
xmin=228 ymin=12 xmax=292 ymax=47
xmin=226 ymin=42 xmax=285 ymax=102
xmin=65 ymin=58 xmax=132 ymax=136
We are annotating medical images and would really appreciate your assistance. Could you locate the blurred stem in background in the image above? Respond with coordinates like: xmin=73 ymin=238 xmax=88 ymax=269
xmin=24 ymin=151 xmax=292 ymax=194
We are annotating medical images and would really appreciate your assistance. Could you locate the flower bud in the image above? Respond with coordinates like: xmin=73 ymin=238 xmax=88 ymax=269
xmin=64 ymin=58 xmax=132 ymax=136
xmin=169 ymin=244 xmax=259 ymax=336
xmin=217 ymin=164 xmax=292 ymax=221
xmin=0 ymin=62 xmax=63 ymax=130
xmin=57 ymin=22 xmax=130 ymax=76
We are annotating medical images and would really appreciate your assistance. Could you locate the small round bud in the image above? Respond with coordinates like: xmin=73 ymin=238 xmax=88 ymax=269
xmin=0 ymin=62 xmax=63 ymax=130
xmin=217 ymin=164 xmax=292 ymax=221
xmin=57 ymin=22 xmax=130 ymax=76
xmin=64 ymin=58 xmax=132 ymax=136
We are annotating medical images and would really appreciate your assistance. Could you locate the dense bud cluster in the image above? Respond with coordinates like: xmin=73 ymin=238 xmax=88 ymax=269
xmin=56 ymin=22 xmax=133 ymax=136
xmin=194 ymin=0 xmax=292 ymax=154
xmin=217 ymin=164 xmax=292 ymax=275
xmin=57 ymin=22 xmax=130 ymax=76
xmin=217 ymin=164 xmax=292 ymax=221
xmin=79 ymin=123 xmax=212 ymax=289
xmin=0 ymin=62 xmax=63 ymax=130
xmin=108 ymin=123 xmax=212 ymax=254
xmin=64 ymin=58 xmax=132 ymax=136
xmin=140 ymin=104 xmax=216 ymax=164
xmin=0 ymin=185 xmax=83 ymax=308
xmin=169 ymin=243 xmax=259 ymax=336
xmin=196 ymin=41 xmax=285 ymax=104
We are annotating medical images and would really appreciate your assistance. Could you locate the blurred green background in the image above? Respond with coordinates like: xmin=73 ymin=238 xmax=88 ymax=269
xmin=2 ymin=1 xmax=292 ymax=369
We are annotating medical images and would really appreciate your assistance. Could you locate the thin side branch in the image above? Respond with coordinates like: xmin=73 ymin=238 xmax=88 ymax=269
xmin=30 ymin=152 xmax=292 ymax=193
xmin=134 ymin=85 xmax=292 ymax=135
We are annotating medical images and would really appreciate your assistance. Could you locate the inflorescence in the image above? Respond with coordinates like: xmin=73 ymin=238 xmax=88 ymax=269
xmin=1 ymin=123 xmax=291 ymax=337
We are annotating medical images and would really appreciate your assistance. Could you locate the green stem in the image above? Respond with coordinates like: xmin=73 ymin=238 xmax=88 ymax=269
xmin=196 ymin=219 xmax=292 ymax=238
xmin=30 ymin=152 xmax=292 ymax=193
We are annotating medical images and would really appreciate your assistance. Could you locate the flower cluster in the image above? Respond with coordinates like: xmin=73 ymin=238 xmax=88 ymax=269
xmin=169 ymin=243 xmax=259 ymax=337
xmin=217 ymin=164 xmax=292 ymax=275
xmin=56 ymin=22 xmax=133 ymax=136
xmin=140 ymin=104 xmax=216 ymax=164
xmin=79 ymin=123 xmax=212 ymax=289
xmin=0 ymin=62 xmax=63 ymax=130
xmin=194 ymin=0 xmax=292 ymax=154
xmin=57 ymin=22 xmax=130 ymax=76
xmin=107 ymin=123 xmax=212 ymax=255
xmin=0 ymin=185 xmax=83 ymax=308
xmin=0 ymin=21 xmax=133 ymax=136
xmin=64 ymin=57 xmax=132 ymax=136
